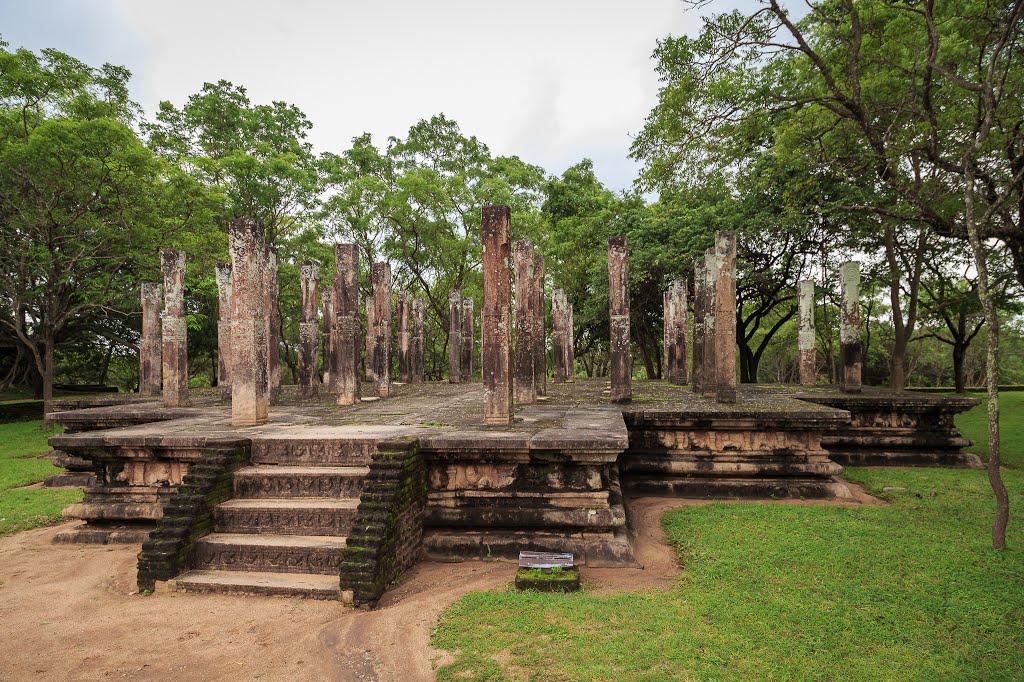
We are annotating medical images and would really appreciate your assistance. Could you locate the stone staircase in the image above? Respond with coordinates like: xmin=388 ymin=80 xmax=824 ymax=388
xmin=170 ymin=442 xmax=372 ymax=599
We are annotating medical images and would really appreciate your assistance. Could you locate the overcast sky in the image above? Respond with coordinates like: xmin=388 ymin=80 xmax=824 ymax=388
xmin=1 ymin=0 xmax=752 ymax=192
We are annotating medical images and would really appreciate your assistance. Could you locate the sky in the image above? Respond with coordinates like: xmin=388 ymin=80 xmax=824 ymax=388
xmin=0 ymin=0 xmax=751 ymax=192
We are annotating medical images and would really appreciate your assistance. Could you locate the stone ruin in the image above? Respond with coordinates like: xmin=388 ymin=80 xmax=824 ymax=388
xmin=47 ymin=207 xmax=981 ymax=606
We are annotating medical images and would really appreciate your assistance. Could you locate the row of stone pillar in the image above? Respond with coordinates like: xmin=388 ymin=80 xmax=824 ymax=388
xmin=797 ymin=260 xmax=861 ymax=393
xmin=447 ymin=291 xmax=474 ymax=383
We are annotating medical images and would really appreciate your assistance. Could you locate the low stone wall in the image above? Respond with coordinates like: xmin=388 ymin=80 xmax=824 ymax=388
xmin=340 ymin=436 xmax=426 ymax=607
xmin=137 ymin=444 xmax=251 ymax=591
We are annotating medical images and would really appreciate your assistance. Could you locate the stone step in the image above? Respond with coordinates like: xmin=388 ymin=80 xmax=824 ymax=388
xmin=170 ymin=569 xmax=342 ymax=600
xmin=232 ymin=465 xmax=369 ymax=499
xmin=250 ymin=427 xmax=415 ymax=466
xmin=194 ymin=533 xmax=347 ymax=575
xmin=214 ymin=498 xmax=359 ymax=536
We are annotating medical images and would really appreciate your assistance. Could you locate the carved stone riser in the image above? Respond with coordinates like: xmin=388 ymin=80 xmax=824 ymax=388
xmin=624 ymin=476 xmax=854 ymax=500
xmin=428 ymin=462 xmax=605 ymax=492
xmin=233 ymin=472 xmax=365 ymax=499
xmin=215 ymin=508 xmax=355 ymax=536
xmin=629 ymin=428 xmax=823 ymax=454
xmin=823 ymin=434 xmax=971 ymax=449
xmin=425 ymin=501 xmax=624 ymax=531
xmin=423 ymin=528 xmax=638 ymax=567
xmin=105 ymin=461 xmax=190 ymax=487
xmin=194 ymin=542 xmax=345 ymax=575
xmin=622 ymin=455 xmax=841 ymax=478
xmin=251 ymin=441 xmax=374 ymax=466
xmin=826 ymin=449 xmax=983 ymax=468
xmin=848 ymin=412 xmax=956 ymax=430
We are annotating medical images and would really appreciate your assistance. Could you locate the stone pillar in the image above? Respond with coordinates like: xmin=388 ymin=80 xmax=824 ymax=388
xmin=228 ymin=218 xmax=268 ymax=426
xmin=552 ymin=288 xmax=569 ymax=384
xmin=608 ymin=236 xmax=632 ymax=403
xmin=532 ymin=251 xmax=546 ymax=397
xmin=461 ymin=297 xmax=474 ymax=381
xmin=298 ymin=261 xmax=320 ymax=399
xmin=397 ymin=290 xmax=411 ymax=382
xmin=334 ymin=244 xmax=361 ymax=405
xmin=839 ymin=261 xmax=862 ymax=393
xmin=412 ymin=298 xmax=425 ymax=383
xmin=264 ymin=249 xmax=281 ymax=404
xmin=365 ymin=298 xmax=376 ymax=382
xmin=671 ymin=279 xmax=689 ymax=385
xmin=321 ymin=288 xmax=334 ymax=387
xmin=215 ymin=264 xmax=232 ymax=400
xmin=714 ymin=231 xmax=737 ymax=404
xmin=514 ymin=240 xmax=536 ymax=405
xmin=448 ymin=290 xmax=462 ymax=383
xmin=482 ymin=205 xmax=514 ymax=425
xmin=702 ymin=248 xmax=718 ymax=398
xmin=372 ymin=262 xmax=392 ymax=398
xmin=139 ymin=283 xmax=162 ymax=397
xmin=663 ymin=288 xmax=673 ymax=381
xmin=691 ymin=261 xmax=706 ymax=394
xmin=160 ymin=249 xmax=188 ymax=407
xmin=566 ymin=302 xmax=574 ymax=381
xmin=798 ymin=279 xmax=816 ymax=387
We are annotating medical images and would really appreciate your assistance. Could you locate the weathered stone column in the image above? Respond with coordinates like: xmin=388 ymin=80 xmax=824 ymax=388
xmin=566 ymin=302 xmax=574 ymax=381
xmin=372 ymin=261 xmax=392 ymax=398
xmin=461 ymin=297 xmax=474 ymax=381
xmin=692 ymin=261 xmax=706 ymax=394
xmin=532 ymin=251 xmax=546 ymax=397
xmin=412 ymin=298 xmax=425 ymax=383
xmin=552 ymin=288 xmax=569 ymax=383
xmin=839 ymin=261 xmax=862 ymax=393
xmin=139 ymin=283 xmax=162 ymax=397
xmin=160 ymin=249 xmax=188 ymax=407
xmin=798 ymin=279 xmax=816 ymax=386
xmin=448 ymin=290 xmax=462 ymax=383
xmin=482 ymin=205 xmax=514 ymax=424
xmin=365 ymin=298 xmax=376 ymax=382
xmin=702 ymin=248 xmax=718 ymax=398
xmin=608 ymin=236 xmax=632 ymax=403
xmin=228 ymin=218 xmax=268 ymax=426
xmin=663 ymin=288 xmax=673 ymax=380
xmin=321 ymin=288 xmax=334 ymax=387
xmin=397 ymin=290 xmax=411 ymax=382
xmin=514 ymin=239 xmax=536 ymax=405
xmin=215 ymin=264 xmax=232 ymax=400
xmin=264 ymin=249 xmax=281 ymax=404
xmin=298 ymin=261 xmax=320 ymax=399
xmin=714 ymin=231 xmax=737 ymax=403
xmin=672 ymin=279 xmax=689 ymax=385
xmin=334 ymin=244 xmax=361 ymax=405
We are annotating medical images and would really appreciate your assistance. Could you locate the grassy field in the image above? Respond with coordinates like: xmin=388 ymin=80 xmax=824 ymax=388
xmin=432 ymin=401 xmax=1024 ymax=681
xmin=956 ymin=391 xmax=1024 ymax=469
xmin=0 ymin=420 xmax=81 ymax=536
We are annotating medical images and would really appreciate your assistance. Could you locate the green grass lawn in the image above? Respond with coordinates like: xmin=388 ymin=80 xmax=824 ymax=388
xmin=433 ymin=467 xmax=1024 ymax=680
xmin=0 ymin=420 xmax=81 ymax=536
xmin=955 ymin=391 xmax=1024 ymax=469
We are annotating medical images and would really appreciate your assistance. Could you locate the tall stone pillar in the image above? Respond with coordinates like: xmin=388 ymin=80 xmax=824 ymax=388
xmin=482 ymin=205 xmax=514 ymax=425
xmin=608 ymin=236 xmax=632 ymax=403
xmin=566 ymin=302 xmax=574 ymax=381
xmin=514 ymin=240 xmax=536 ymax=405
xmin=552 ymin=288 xmax=569 ymax=383
xmin=448 ymin=290 xmax=462 ymax=383
xmin=532 ymin=251 xmax=546 ymax=397
xmin=160 ymin=249 xmax=188 ymax=407
xmin=412 ymin=298 xmax=425 ymax=383
xmin=714 ymin=231 xmax=737 ymax=404
xmin=215 ymin=264 xmax=232 ymax=400
xmin=663 ymin=288 xmax=673 ymax=380
xmin=839 ymin=261 xmax=862 ymax=393
xmin=365 ymin=298 xmax=376 ymax=382
xmin=397 ymin=290 xmax=411 ymax=382
xmin=228 ymin=218 xmax=268 ymax=426
xmin=692 ymin=261 xmax=706 ymax=394
xmin=139 ymin=283 xmax=162 ymax=397
xmin=798 ymin=279 xmax=816 ymax=386
xmin=298 ymin=261 xmax=320 ymax=399
xmin=372 ymin=262 xmax=392 ymax=398
xmin=334 ymin=244 xmax=361 ymax=405
xmin=702 ymin=248 xmax=718 ymax=398
xmin=264 ymin=249 xmax=281 ymax=404
xmin=461 ymin=297 xmax=474 ymax=381
xmin=321 ymin=289 xmax=334 ymax=387
xmin=669 ymin=279 xmax=689 ymax=385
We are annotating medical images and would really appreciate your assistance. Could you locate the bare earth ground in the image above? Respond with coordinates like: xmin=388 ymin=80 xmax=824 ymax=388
xmin=0 ymin=487 xmax=880 ymax=682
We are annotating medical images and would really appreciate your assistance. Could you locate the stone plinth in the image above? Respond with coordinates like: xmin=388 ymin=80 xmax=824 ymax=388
xmin=215 ymin=264 xmax=232 ymax=400
xmin=714 ymin=231 xmax=737 ymax=403
xmin=461 ymin=297 xmax=474 ymax=381
xmin=839 ymin=261 xmax=862 ymax=393
xmin=298 ymin=261 xmax=320 ymax=399
xmin=160 ymin=249 xmax=188 ymax=407
xmin=514 ymin=240 xmax=537 ymax=405
xmin=482 ymin=205 xmax=513 ymax=425
xmin=607 ymin=236 xmax=631 ymax=403
xmin=139 ymin=283 xmax=162 ymax=397
xmin=334 ymin=244 xmax=361 ymax=405
xmin=798 ymin=279 xmax=816 ymax=386
xmin=532 ymin=251 xmax=546 ymax=397
xmin=412 ymin=298 xmax=425 ymax=383
xmin=372 ymin=261 xmax=392 ymax=398
xmin=397 ymin=291 xmax=411 ymax=382
xmin=229 ymin=218 xmax=269 ymax=427
xmin=448 ymin=290 xmax=462 ymax=383
xmin=264 ymin=250 xmax=281 ymax=404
